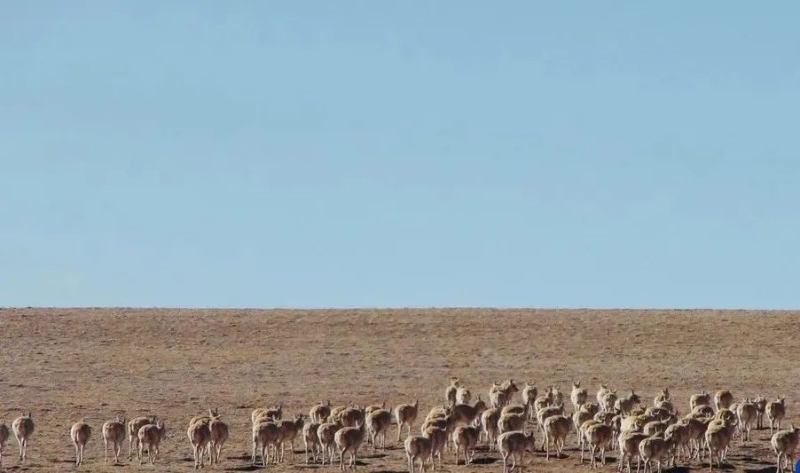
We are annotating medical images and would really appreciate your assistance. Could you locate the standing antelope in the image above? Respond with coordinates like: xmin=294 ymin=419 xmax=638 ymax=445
xmin=12 ymin=412 xmax=34 ymax=464
xmin=102 ymin=416 xmax=126 ymax=465
xmin=70 ymin=420 xmax=92 ymax=466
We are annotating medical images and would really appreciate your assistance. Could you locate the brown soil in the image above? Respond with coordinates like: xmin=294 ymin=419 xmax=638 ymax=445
xmin=0 ymin=308 xmax=797 ymax=472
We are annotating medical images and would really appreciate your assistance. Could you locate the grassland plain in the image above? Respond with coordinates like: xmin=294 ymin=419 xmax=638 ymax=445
xmin=0 ymin=308 xmax=797 ymax=472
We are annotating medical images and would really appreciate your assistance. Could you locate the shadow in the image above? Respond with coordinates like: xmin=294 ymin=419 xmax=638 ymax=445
xmin=469 ymin=457 xmax=498 ymax=465
xmin=739 ymin=456 xmax=774 ymax=465
xmin=373 ymin=470 xmax=407 ymax=473
xmin=225 ymin=465 xmax=262 ymax=472
xmin=667 ymin=467 xmax=691 ymax=473
xmin=230 ymin=454 xmax=255 ymax=461
xmin=743 ymin=467 xmax=778 ymax=473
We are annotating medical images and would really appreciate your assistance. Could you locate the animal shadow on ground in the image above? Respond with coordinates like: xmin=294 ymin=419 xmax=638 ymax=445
xmin=743 ymin=467 xmax=779 ymax=473
xmin=226 ymin=465 xmax=262 ymax=472
xmin=468 ymin=457 xmax=498 ymax=465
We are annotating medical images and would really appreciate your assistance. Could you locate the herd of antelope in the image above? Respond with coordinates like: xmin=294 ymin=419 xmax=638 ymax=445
xmin=0 ymin=378 xmax=796 ymax=472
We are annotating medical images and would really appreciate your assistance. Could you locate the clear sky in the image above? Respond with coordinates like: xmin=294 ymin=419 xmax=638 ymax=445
xmin=1 ymin=2 xmax=798 ymax=309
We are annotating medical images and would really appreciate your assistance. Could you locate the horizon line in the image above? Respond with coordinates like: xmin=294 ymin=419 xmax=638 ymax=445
xmin=1 ymin=305 xmax=796 ymax=312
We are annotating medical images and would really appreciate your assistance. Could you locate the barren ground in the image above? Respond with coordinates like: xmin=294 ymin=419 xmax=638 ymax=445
xmin=0 ymin=308 xmax=797 ymax=472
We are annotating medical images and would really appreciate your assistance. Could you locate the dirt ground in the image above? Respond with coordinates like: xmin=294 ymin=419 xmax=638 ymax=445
xmin=0 ymin=308 xmax=797 ymax=472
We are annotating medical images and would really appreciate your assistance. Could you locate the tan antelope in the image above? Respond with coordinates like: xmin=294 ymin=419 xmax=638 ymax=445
xmin=571 ymin=381 xmax=588 ymax=410
xmin=767 ymin=397 xmax=787 ymax=433
xmin=367 ymin=408 xmax=392 ymax=451
xmin=187 ymin=417 xmax=212 ymax=469
xmin=771 ymin=424 xmax=800 ymax=473
xmin=310 ymin=401 xmax=332 ymax=424
xmin=277 ymin=413 xmax=305 ymax=463
xmin=303 ymin=421 xmax=321 ymax=464
xmin=396 ymin=400 xmax=419 ymax=441
xmin=0 ymin=421 xmax=8 ymax=467
xmin=127 ymin=415 xmax=156 ymax=460
xmin=335 ymin=420 xmax=366 ymax=471
xmin=208 ymin=414 xmax=229 ymax=466
xmin=102 ymin=416 xmax=126 ymax=465
xmin=12 ymin=412 xmax=34 ymax=464
xmin=497 ymin=430 xmax=536 ymax=473
xmin=137 ymin=420 xmax=166 ymax=465
xmin=405 ymin=435 xmax=432 ymax=473
xmin=452 ymin=425 xmax=479 ymax=465
xmin=70 ymin=420 xmax=91 ymax=467
xmin=317 ymin=422 xmax=340 ymax=465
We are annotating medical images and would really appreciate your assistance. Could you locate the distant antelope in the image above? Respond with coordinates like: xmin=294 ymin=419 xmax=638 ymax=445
xmin=405 ymin=435 xmax=432 ymax=473
xmin=571 ymin=381 xmax=588 ymax=410
xmin=188 ymin=417 xmax=212 ymax=469
xmin=396 ymin=400 xmax=419 ymax=442
xmin=137 ymin=420 xmax=166 ymax=465
xmin=771 ymin=424 xmax=800 ymax=473
xmin=127 ymin=415 xmax=156 ymax=460
xmin=497 ymin=430 xmax=536 ymax=473
xmin=767 ymin=397 xmax=787 ymax=433
xmin=252 ymin=421 xmax=280 ymax=467
xmin=303 ymin=422 xmax=321 ymax=464
xmin=0 ymin=421 xmax=9 ymax=466
xmin=367 ymin=408 xmax=392 ymax=451
xmin=70 ymin=420 xmax=92 ymax=466
xmin=335 ymin=421 xmax=366 ymax=471
xmin=317 ymin=422 xmax=340 ymax=465
xmin=102 ymin=416 xmax=126 ymax=465
xmin=209 ymin=415 xmax=229 ymax=466
xmin=310 ymin=401 xmax=332 ymax=424
xmin=521 ymin=383 xmax=538 ymax=421
xmin=12 ymin=412 xmax=34 ymax=464
xmin=452 ymin=425 xmax=479 ymax=465
xmin=445 ymin=378 xmax=461 ymax=407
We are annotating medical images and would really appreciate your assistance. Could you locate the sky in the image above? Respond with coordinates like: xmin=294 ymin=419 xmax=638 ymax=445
xmin=1 ymin=2 xmax=798 ymax=309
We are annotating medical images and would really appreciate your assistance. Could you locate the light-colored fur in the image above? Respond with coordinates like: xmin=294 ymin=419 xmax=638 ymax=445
xmin=689 ymin=391 xmax=711 ymax=411
xmin=771 ymin=424 xmax=800 ymax=473
xmin=335 ymin=421 xmax=366 ymax=471
xmin=137 ymin=420 xmax=166 ymax=465
xmin=277 ymin=414 xmax=305 ymax=463
xmin=767 ymin=397 xmax=787 ymax=433
xmin=705 ymin=418 xmax=736 ymax=468
xmin=452 ymin=425 xmax=479 ymax=465
xmin=367 ymin=408 xmax=392 ymax=451
xmin=639 ymin=435 xmax=672 ymax=473
xmin=542 ymin=415 xmax=571 ymax=460
xmin=127 ymin=415 xmax=156 ymax=460
xmin=445 ymin=378 xmax=460 ymax=407
xmin=310 ymin=401 xmax=332 ymax=424
xmin=12 ymin=412 xmax=34 ymax=464
xmin=252 ymin=421 xmax=280 ymax=466
xmin=187 ymin=417 xmax=212 ymax=469
xmin=497 ymin=430 xmax=536 ymax=473
xmin=617 ymin=431 xmax=647 ymax=473
xmin=102 ymin=416 xmax=126 ymax=465
xmin=714 ymin=390 xmax=734 ymax=411
xmin=583 ymin=423 xmax=613 ymax=468
xmin=209 ymin=416 xmax=229 ymax=466
xmin=317 ymin=422 xmax=340 ymax=465
xmin=396 ymin=400 xmax=419 ymax=442
xmin=405 ymin=435 xmax=432 ymax=473
xmin=521 ymin=383 xmax=538 ymax=421
xmin=70 ymin=420 xmax=91 ymax=466
xmin=303 ymin=422 xmax=321 ymax=464
xmin=571 ymin=381 xmax=588 ymax=410
xmin=737 ymin=400 xmax=757 ymax=441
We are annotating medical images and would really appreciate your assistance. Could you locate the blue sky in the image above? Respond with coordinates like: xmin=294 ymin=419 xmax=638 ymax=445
xmin=1 ymin=2 xmax=798 ymax=309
